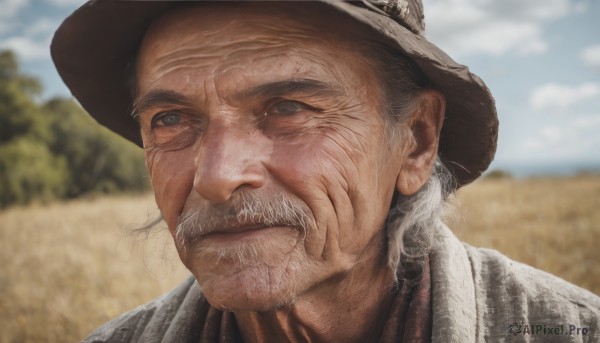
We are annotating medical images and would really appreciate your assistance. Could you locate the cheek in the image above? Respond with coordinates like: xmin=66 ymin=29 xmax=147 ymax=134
xmin=271 ymin=133 xmax=354 ymax=205
xmin=268 ymin=130 xmax=391 ymax=256
xmin=145 ymin=148 xmax=195 ymax=232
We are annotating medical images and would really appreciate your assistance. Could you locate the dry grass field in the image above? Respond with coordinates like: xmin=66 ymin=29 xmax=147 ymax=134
xmin=448 ymin=175 xmax=600 ymax=295
xmin=1 ymin=175 xmax=599 ymax=342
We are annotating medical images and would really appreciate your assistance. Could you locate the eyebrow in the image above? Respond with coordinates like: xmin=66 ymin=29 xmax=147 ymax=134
xmin=131 ymin=78 xmax=343 ymax=118
xmin=238 ymin=78 xmax=344 ymax=100
xmin=131 ymin=90 xmax=195 ymax=119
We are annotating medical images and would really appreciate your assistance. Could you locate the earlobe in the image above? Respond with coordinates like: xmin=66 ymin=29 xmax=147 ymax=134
xmin=395 ymin=90 xmax=446 ymax=196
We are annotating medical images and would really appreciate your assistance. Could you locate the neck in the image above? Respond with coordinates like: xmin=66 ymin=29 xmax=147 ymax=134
xmin=234 ymin=250 xmax=396 ymax=343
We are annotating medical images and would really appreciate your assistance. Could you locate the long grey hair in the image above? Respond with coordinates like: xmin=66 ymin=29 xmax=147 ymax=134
xmin=372 ymin=42 xmax=456 ymax=282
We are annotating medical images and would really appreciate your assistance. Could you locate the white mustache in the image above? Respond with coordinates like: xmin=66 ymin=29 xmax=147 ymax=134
xmin=175 ymin=191 xmax=314 ymax=248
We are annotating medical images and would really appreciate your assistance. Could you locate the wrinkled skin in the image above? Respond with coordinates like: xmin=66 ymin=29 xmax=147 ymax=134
xmin=135 ymin=3 xmax=444 ymax=342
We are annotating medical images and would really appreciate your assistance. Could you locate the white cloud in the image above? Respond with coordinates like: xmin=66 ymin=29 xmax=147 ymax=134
xmin=44 ymin=0 xmax=83 ymax=6
xmin=0 ymin=0 xmax=29 ymax=18
xmin=0 ymin=23 xmax=9 ymax=35
xmin=581 ymin=44 xmax=600 ymax=71
xmin=423 ymin=0 xmax=579 ymax=57
xmin=0 ymin=36 xmax=49 ymax=60
xmin=24 ymin=18 xmax=60 ymax=38
xmin=523 ymin=117 xmax=600 ymax=159
xmin=496 ymin=0 xmax=571 ymax=20
xmin=0 ymin=0 xmax=29 ymax=34
xmin=574 ymin=2 xmax=589 ymax=14
xmin=436 ymin=21 xmax=547 ymax=56
xmin=0 ymin=17 xmax=59 ymax=61
xmin=530 ymin=82 xmax=600 ymax=111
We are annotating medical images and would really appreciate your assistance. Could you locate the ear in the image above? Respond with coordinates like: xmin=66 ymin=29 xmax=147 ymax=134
xmin=396 ymin=90 xmax=446 ymax=196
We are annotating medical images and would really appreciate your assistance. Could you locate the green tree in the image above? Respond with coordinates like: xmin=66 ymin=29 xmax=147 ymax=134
xmin=42 ymin=98 xmax=149 ymax=197
xmin=0 ymin=50 xmax=149 ymax=208
xmin=0 ymin=138 xmax=67 ymax=206
xmin=0 ymin=50 xmax=62 ymax=206
xmin=0 ymin=51 xmax=47 ymax=144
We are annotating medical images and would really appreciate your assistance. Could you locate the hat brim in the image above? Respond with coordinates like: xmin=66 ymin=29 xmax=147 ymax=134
xmin=51 ymin=0 xmax=498 ymax=187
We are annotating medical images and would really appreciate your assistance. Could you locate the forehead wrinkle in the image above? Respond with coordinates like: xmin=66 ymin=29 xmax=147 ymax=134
xmin=141 ymin=3 xmax=354 ymax=76
xmin=175 ymin=5 xmax=328 ymax=42
xmin=145 ymin=5 xmax=322 ymax=55
xmin=138 ymin=3 xmax=384 ymax=111
xmin=150 ymin=34 xmax=304 ymax=77
xmin=145 ymin=53 xmax=219 ymax=88
xmin=215 ymin=48 xmax=294 ymax=78
xmin=141 ymin=34 xmax=306 ymax=93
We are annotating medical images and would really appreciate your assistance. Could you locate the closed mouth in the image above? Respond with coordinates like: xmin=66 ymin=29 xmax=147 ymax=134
xmin=200 ymin=225 xmax=293 ymax=244
xmin=210 ymin=223 xmax=270 ymax=235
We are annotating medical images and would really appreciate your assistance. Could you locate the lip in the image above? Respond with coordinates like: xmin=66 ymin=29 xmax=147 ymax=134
xmin=201 ymin=225 xmax=291 ymax=244
xmin=212 ymin=223 xmax=268 ymax=234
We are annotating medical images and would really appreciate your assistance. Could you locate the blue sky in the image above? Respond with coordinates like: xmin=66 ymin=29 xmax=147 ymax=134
xmin=1 ymin=0 xmax=599 ymax=175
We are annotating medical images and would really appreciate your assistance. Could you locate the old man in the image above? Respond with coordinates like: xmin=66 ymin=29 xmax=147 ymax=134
xmin=52 ymin=0 xmax=599 ymax=342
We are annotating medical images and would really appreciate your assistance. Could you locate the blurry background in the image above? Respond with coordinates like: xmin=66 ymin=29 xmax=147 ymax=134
xmin=0 ymin=0 xmax=598 ymax=342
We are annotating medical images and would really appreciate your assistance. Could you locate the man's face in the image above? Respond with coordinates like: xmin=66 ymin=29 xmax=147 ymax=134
xmin=135 ymin=3 xmax=405 ymax=311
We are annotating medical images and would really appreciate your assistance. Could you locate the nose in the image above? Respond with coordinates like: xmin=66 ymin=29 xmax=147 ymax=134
xmin=193 ymin=121 xmax=267 ymax=204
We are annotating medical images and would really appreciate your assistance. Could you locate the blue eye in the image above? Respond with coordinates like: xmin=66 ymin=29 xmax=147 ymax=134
xmin=267 ymin=100 xmax=308 ymax=116
xmin=152 ymin=112 xmax=182 ymax=128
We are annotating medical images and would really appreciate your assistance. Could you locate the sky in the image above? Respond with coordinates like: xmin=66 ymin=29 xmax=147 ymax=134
xmin=1 ymin=0 xmax=599 ymax=176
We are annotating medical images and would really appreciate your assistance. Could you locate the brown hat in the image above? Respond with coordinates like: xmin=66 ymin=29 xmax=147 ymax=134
xmin=51 ymin=0 xmax=498 ymax=188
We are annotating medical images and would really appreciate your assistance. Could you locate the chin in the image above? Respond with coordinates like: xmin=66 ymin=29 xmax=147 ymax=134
xmin=180 ymin=230 xmax=307 ymax=311
xmin=199 ymin=264 xmax=303 ymax=311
